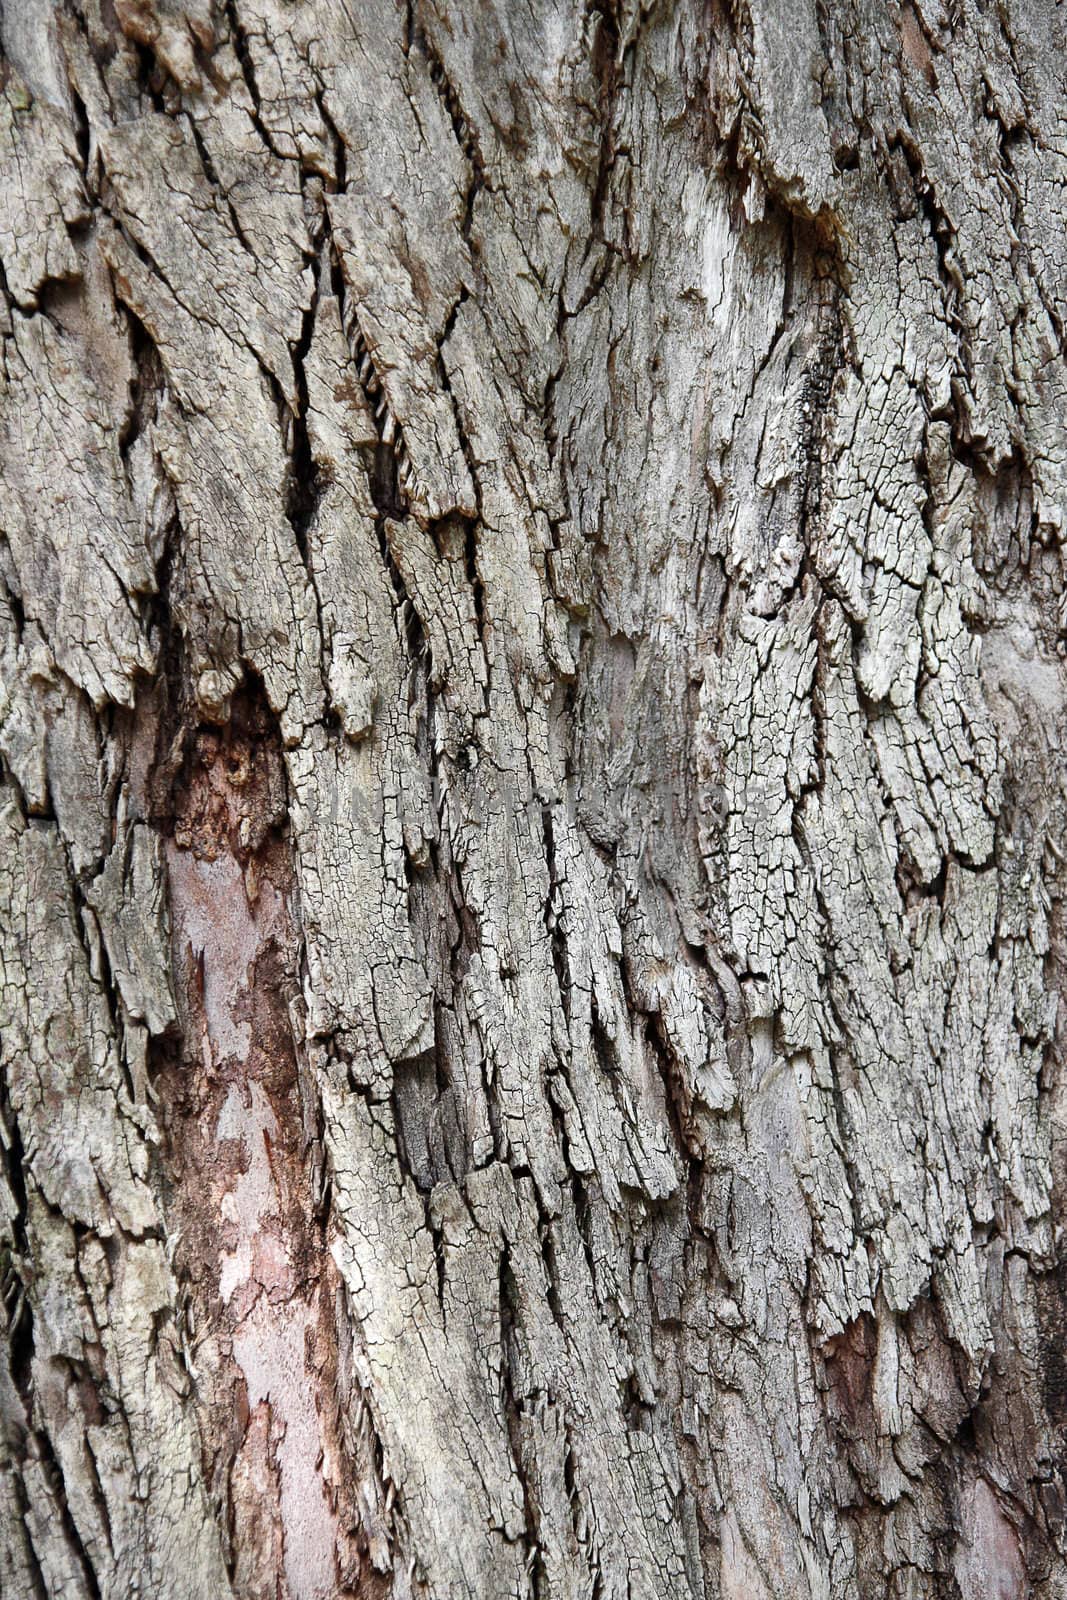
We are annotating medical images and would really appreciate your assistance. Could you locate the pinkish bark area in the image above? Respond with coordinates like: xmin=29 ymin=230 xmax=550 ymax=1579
xmin=954 ymin=1478 xmax=1027 ymax=1600
xmin=153 ymin=693 xmax=361 ymax=1599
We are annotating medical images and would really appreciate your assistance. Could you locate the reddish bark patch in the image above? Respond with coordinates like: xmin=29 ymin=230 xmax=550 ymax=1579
xmin=151 ymin=689 xmax=363 ymax=1599
xmin=954 ymin=1478 xmax=1027 ymax=1600
xmin=824 ymin=1311 xmax=877 ymax=1428
xmin=898 ymin=4 xmax=937 ymax=88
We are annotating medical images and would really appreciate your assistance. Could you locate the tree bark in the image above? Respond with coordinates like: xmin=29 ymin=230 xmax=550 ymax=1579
xmin=0 ymin=1 xmax=1065 ymax=1595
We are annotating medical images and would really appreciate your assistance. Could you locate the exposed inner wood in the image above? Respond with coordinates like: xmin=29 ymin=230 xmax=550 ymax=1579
xmin=151 ymin=688 xmax=362 ymax=1599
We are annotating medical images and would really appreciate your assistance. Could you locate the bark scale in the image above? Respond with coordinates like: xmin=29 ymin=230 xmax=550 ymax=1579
xmin=0 ymin=1 xmax=1065 ymax=1596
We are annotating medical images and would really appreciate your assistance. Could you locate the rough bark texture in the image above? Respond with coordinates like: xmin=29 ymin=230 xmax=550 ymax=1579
xmin=0 ymin=1 xmax=1065 ymax=1596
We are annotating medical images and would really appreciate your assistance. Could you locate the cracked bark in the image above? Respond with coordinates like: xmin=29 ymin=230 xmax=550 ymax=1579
xmin=1 ymin=1 xmax=1065 ymax=1597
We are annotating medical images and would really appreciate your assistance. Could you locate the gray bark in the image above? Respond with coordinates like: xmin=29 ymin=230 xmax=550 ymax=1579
xmin=0 ymin=0 xmax=1065 ymax=1596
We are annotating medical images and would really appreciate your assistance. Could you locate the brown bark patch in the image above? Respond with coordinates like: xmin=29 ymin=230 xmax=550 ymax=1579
xmin=898 ymin=4 xmax=938 ymax=89
xmin=151 ymin=686 xmax=363 ymax=1599
xmin=824 ymin=1311 xmax=877 ymax=1427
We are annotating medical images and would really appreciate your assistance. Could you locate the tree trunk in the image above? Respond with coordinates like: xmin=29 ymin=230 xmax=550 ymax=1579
xmin=1 ymin=1 xmax=1065 ymax=1595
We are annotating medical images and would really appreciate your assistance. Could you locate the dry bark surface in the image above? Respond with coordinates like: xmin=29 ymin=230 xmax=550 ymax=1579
xmin=0 ymin=1 xmax=1066 ymax=1596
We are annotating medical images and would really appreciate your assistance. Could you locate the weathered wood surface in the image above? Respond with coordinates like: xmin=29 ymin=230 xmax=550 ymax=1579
xmin=0 ymin=1 xmax=1065 ymax=1595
